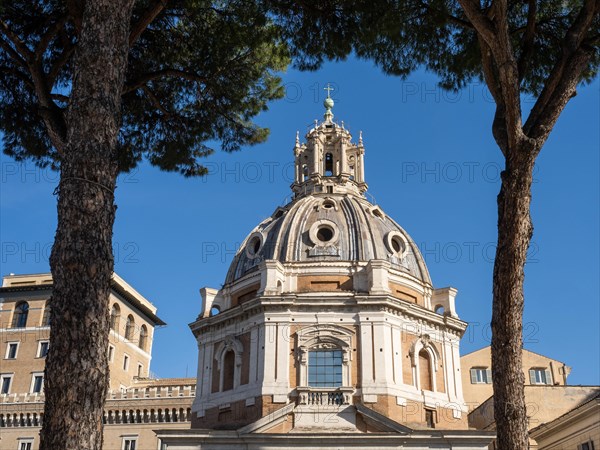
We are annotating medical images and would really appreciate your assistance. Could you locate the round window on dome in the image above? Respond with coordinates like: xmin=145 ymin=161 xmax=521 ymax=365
xmin=317 ymin=225 xmax=334 ymax=242
xmin=385 ymin=231 xmax=408 ymax=258
xmin=245 ymin=233 xmax=264 ymax=259
xmin=309 ymin=220 xmax=339 ymax=246
xmin=322 ymin=200 xmax=335 ymax=210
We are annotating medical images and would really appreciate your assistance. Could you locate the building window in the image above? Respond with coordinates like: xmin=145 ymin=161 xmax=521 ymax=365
xmin=425 ymin=408 xmax=436 ymax=428
xmin=30 ymin=373 xmax=44 ymax=394
xmin=137 ymin=363 xmax=143 ymax=378
xmin=122 ymin=437 xmax=137 ymax=450
xmin=125 ymin=315 xmax=135 ymax=340
xmin=529 ymin=368 xmax=552 ymax=385
xmin=222 ymin=350 xmax=235 ymax=391
xmin=18 ymin=439 xmax=34 ymax=450
xmin=5 ymin=342 xmax=19 ymax=359
xmin=110 ymin=304 xmax=121 ymax=331
xmin=37 ymin=341 xmax=49 ymax=358
xmin=470 ymin=367 xmax=492 ymax=384
xmin=123 ymin=354 xmax=130 ymax=371
xmin=579 ymin=441 xmax=595 ymax=450
xmin=138 ymin=325 xmax=148 ymax=351
xmin=308 ymin=350 xmax=343 ymax=387
xmin=42 ymin=304 xmax=51 ymax=326
xmin=419 ymin=350 xmax=433 ymax=391
xmin=0 ymin=374 xmax=12 ymax=394
xmin=108 ymin=345 xmax=115 ymax=362
xmin=324 ymin=152 xmax=334 ymax=176
xmin=11 ymin=301 xmax=29 ymax=328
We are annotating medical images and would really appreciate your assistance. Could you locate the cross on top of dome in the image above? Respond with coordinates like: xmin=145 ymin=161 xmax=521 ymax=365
xmin=323 ymin=83 xmax=335 ymax=122
xmin=291 ymin=91 xmax=367 ymax=199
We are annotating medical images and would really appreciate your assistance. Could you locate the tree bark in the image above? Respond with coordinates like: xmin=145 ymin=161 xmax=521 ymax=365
xmin=491 ymin=146 xmax=536 ymax=450
xmin=41 ymin=1 xmax=135 ymax=448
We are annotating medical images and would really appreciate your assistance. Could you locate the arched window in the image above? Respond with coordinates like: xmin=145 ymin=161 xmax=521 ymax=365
xmin=222 ymin=350 xmax=235 ymax=391
xmin=110 ymin=304 xmax=120 ymax=331
xmin=12 ymin=302 xmax=29 ymax=328
xmin=419 ymin=349 xmax=433 ymax=391
xmin=302 ymin=164 xmax=309 ymax=181
xmin=125 ymin=315 xmax=135 ymax=340
xmin=42 ymin=304 xmax=51 ymax=326
xmin=308 ymin=349 xmax=343 ymax=387
xmin=138 ymin=325 xmax=148 ymax=351
xmin=324 ymin=153 xmax=334 ymax=176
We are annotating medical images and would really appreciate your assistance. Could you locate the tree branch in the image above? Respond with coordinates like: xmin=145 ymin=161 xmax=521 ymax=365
xmin=51 ymin=93 xmax=70 ymax=103
xmin=478 ymin=37 xmax=502 ymax=103
xmin=460 ymin=0 xmax=526 ymax=150
xmin=524 ymin=0 xmax=598 ymax=139
xmin=457 ymin=0 xmax=496 ymax=45
xmin=0 ymin=37 xmax=29 ymax=71
xmin=123 ymin=68 xmax=206 ymax=94
xmin=142 ymin=85 xmax=171 ymax=117
xmin=525 ymin=46 xmax=594 ymax=146
xmin=418 ymin=1 xmax=474 ymax=29
xmin=0 ymin=19 xmax=34 ymax=63
xmin=0 ymin=65 xmax=35 ymax=90
xmin=37 ymin=16 xmax=68 ymax=62
xmin=48 ymin=44 xmax=75 ymax=86
xmin=129 ymin=0 xmax=168 ymax=46
xmin=1 ymin=20 xmax=66 ymax=153
xmin=517 ymin=0 xmax=537 ymax=81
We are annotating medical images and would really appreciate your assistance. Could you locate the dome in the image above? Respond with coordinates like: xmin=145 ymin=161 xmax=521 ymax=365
xmin=225 ymin=193 xmax=431 ymax=286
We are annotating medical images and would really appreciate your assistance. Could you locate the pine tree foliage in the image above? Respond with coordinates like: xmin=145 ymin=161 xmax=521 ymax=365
xmin=1 ymin=0 xmax=289 ymax=176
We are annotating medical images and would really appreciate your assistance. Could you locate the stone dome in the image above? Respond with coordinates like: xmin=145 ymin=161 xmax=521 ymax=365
xmin=225 ymin=193 xmax=431 ymax=286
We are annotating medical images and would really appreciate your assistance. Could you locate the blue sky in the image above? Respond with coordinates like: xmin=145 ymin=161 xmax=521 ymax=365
xmin=1 ymin=58 xmax=598 ymax=385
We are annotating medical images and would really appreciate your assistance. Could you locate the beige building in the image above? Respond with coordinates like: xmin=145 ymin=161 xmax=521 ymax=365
xmin=468 ymin=385 xmax=599 ymax=449
xmin=157 ymin=98 xmax=495 ymax=449
xmin=0 ymin=272 xmax=194 ymax=450
xmin=530 ymin=393 xmax=599 ymax=450
xmin=461 ymin=346 xmax=572 ymax=408
xmin=462 ymin=346 xmax=598 ymax=450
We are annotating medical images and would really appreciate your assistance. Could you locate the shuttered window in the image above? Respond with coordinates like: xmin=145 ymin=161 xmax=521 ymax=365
xmin=470 ymin=367 xmax=492 ymax=384
xmin=529 ymin=368 xmax=552 ymax=385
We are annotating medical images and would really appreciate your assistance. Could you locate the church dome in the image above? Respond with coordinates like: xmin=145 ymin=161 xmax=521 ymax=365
xmin=224 ymin=107 xmax=431 ymax=287
xmin=225 ymin=193 xmax=431 ymax=285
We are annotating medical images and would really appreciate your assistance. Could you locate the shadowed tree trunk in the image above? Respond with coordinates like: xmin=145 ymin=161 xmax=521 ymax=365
xmin=491 ymin=146 xmax=536 ymax=450
xmin=42 ymin=0 xmax=135 ymax=448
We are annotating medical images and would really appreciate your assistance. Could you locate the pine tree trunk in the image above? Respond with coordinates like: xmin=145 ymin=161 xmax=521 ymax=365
xmin=41 ymin=1 xmax=134 ymax=448
xmin=491 ymin=147 xmax=536 ymax=450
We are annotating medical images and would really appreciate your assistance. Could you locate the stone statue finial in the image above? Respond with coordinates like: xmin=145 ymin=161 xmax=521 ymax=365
xmin=359 ymin=131 xmax=363 ymax=146
xmin=295 ymin=130 xmax=300 ymax=146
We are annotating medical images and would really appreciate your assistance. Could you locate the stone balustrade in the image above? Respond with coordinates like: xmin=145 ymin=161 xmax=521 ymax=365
xmin=296 ymin=387 xmax=353 ymax=406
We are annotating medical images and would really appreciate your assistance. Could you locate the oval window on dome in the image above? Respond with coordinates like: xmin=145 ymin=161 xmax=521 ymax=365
xmin=322 ymin=199 xmax=335 ymax=210
xmin=245 ymin=233 xmax=264 ymax=259
xmin=385 ymin=231 xmax=408 ymax=258
xmin=391 ymin=236 xmax=404 ymax=253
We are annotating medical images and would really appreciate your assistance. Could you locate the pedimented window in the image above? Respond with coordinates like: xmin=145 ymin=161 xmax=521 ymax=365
xmin=295 ymin=325 xmax=353 ymax=388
